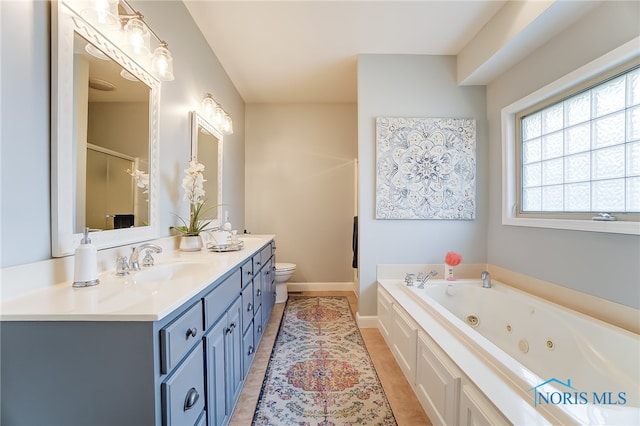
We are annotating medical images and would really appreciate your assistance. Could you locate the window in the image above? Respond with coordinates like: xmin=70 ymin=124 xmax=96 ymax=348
xmin=501 ymin=39 xmax=640 ymax=235
xmin=517 ymin=66 xmax=640 ymax=218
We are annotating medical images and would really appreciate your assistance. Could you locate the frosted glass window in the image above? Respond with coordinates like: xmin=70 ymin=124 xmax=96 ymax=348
xmin=565 ymin=123 xmax=590 ymax=155
xmin=565 ymin=153 xmax=590 ymax=183
xmin=519 ymin=65 xmax=639 ymax=215
xmin=565 ymin=183 xmax=590 ymax=211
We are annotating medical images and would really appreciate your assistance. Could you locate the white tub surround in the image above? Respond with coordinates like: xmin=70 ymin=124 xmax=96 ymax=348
xmin=0 ymin=235 xmax=274 ymax=321
xmin=377 ymin=277 xmax=640 ymax=426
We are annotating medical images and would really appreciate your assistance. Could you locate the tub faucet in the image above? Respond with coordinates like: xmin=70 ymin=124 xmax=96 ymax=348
xmin=128 ymin=243 xmax=162 ymax=272
xmin=417 ymin=270 xmax=438 ymax=289
xmin=481 ymin=271 xmax=491 ymax=288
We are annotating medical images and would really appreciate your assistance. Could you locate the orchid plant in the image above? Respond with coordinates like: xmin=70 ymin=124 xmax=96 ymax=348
xmin=171 ymin=160 xmax=215 ymax=236
xmin=126 ymin=168 xmax=149 ymax=202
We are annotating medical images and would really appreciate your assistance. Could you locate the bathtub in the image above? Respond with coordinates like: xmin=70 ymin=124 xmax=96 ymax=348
xmin=379 ymin=278 xmax=640 ymax=425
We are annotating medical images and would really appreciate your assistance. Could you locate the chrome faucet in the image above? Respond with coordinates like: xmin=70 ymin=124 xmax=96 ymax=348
xmin=128 ymin=243 xmax=162 ymax=272
xmin=417 ymin=270 xmax=438 ymax=289
xmin=481 ymin=271 xmax=491 ymax=288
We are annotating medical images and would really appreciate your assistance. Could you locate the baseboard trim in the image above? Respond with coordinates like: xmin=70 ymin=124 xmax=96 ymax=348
xmin=356 ymin=313 xmax=378 ymax=329
xmin=287 ymin=282 xmax=355 ymax=292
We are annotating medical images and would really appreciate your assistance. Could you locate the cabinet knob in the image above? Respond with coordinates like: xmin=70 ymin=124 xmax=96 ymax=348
xmin=256 ymin=260 xmax=261 ymax=266
xmin=257 ymin=325 xmax=262 ymax=334
xmin=186 ymin=328 xmax=197 ymax=339
xmin=230 ymin=322 xmax=236 ymax=330
xmin=247 ymin=303 xmax=253 ymax=312
xmin=183 ymin=387 xmax=199 ymax=411
xmin=256 ymin=289 xmax=261 ymax=296
xmin=248 ymin=345 xmax=254 ymax=355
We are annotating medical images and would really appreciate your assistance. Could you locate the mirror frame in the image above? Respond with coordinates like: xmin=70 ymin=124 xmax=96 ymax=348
xmin=190 ymin=111 xmax=224 ymax=226
xmin=52 ymin=1 xmax=160 ymax=256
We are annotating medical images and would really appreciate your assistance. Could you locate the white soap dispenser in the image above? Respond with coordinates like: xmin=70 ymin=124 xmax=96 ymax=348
xmin=73 ymin=227 xmax=100 ymax=288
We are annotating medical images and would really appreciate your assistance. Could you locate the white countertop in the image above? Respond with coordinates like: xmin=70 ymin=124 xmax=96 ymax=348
xmin=0 ymin=236 xmax=274 ymax=322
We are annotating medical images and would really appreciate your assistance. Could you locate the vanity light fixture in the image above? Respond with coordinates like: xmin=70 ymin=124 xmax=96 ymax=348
xmin=80 ymin=0 xmax=175 ymax=81
xmin=200 ymin=93 xmax=233 ymax=135
xmin=199 ymin=94 xmax=234 ymax=134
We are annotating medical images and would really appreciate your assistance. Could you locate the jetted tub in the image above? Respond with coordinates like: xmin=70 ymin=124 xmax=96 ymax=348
xmin=386 ymin=278 xmax=640 ymax=425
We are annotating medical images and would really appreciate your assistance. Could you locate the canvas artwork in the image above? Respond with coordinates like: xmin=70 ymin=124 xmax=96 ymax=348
xmin=376 ymin=117 xmax=476 ymax=220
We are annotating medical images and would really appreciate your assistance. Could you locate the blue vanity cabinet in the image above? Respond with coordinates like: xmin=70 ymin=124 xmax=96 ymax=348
xmin=0 ymin=238 xmax=276 ymax=426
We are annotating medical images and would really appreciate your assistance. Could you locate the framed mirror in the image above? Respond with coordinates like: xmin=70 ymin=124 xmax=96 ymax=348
xmin=52 ymin=1 xmax=160 ymax=256
xmin=190 ymin=111 xmax=223 ymax=227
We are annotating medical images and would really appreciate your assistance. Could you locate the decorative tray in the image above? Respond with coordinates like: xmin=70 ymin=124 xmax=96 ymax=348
xmin=206 ymin=240 xmax=244 ymax=252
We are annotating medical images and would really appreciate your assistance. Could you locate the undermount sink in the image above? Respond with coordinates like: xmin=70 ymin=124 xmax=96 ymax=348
xmin=131 ymin=261 xmax=211 ymax=283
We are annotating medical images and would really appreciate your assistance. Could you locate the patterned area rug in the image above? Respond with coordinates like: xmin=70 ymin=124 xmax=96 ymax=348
xmin=252 ymin=296 xmax=397 ymax=425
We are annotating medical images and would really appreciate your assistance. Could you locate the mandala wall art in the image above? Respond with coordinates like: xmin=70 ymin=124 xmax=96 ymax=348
xmin=376 ymin=117 xmax=476 ymax=220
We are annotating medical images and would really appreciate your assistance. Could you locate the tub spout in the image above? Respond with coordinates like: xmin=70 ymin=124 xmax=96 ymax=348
xmin=481 ymin=271 xmax=491 ymax=288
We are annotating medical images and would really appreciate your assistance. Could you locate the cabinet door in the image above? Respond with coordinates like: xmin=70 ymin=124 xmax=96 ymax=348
xmin=261 ymin=260 xmax=275 ymax=329
xmin=459 ymin=379 xmax=510 ymax=426
xmin=391 ymin=303 xmax=419 ymax=385
xmin=416 ymin=332 xmax=461 ymax=426
xmin=205 ymin=318 xmax=227 ymax=426
xmin=242 ymin=320 xmax=255 ymax=377
xmin=225 ymin=297 xmax=243 ymax=413
xmin=377 ymin=286 xmax=393 ymax=344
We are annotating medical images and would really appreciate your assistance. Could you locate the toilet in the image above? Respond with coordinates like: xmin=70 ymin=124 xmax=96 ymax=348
xmin=274 ymin=262 xmax=296 ymax=303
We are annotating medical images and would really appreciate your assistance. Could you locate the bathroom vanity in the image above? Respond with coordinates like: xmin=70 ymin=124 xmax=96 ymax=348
xmin=0 ymin=236 xmax=276 ymax=426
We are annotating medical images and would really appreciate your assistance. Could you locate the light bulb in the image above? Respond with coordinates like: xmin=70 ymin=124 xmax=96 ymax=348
xmin=124 ymin=18 xmax=150 ymax=57
xmin=201 ymin=94 xmax=216 ymax=120
xmin=214 ymin=106 xmax=225 ymax=126
xmin=151 ymin=43 xmax=174 ymax=81
xmin=223 ymin=115 xmax=233 ymax=134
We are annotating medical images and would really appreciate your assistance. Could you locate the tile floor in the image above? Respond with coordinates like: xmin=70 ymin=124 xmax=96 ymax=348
xmin=229 ymin=291 xmax=432 ymax=426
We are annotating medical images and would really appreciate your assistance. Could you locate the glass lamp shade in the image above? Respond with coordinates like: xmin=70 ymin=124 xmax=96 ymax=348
xmin=151 ymin=44 xmax=174 ymax=81
xmin=81 ymin=0 xmax=119 ymax=27
xmin=223 ymin=114 xmax=233 ymax=134
xmin=124 ymin=18 xmax=151 ymax=57
xmin=200 ymin=94 xmax=217 ymax=120
xmin=213 ymin=106 xmax=225 ymax=127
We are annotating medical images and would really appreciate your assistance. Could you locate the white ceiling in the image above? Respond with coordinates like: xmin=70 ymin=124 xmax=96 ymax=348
xmin=183 ymin=1 xmax=596 ymax=104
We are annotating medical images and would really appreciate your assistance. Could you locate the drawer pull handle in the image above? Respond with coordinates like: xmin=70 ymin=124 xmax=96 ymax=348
xmin=186 ymin=328 xmax=198 ymax=339
xmin=256 ymin=289 xmax=261 ymax=296
xmin=248 ymin=345 xmax=254 ymax=355
xmin=183 ymin=388 xmax=199 ymax=411
xmin=247 ymin=303 xmax=253 ymax=312
xmin=257 ymin=325 xmax=262 ymax=333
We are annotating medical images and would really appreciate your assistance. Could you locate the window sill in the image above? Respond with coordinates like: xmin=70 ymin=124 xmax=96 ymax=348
xmin=502 ymin=216 xmax=640 ymax=235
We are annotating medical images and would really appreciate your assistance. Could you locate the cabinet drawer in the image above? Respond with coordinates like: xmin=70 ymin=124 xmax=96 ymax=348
xmin=241 ymin=258 xmax=253 ymax=287
xmin=260 ymin=245 xmax=272 ymax=267
xmin=203 ymin=269 xmax=241 ymax=329
xmin=161 ymin=343 xmax=205 ymax=426
xmin=241 ymin=281 xmax=254 ymax=333
xmin=242 ymin=321 xmax=255 ymax=377
xmin=252 ymin=253 xmax=263 ymax=273
xmin=160 ymin=301 xmax=203 ymax=374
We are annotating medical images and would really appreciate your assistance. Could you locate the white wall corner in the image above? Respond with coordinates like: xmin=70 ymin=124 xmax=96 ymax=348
xmin=356 ymin=312 xmax=378 ymax=329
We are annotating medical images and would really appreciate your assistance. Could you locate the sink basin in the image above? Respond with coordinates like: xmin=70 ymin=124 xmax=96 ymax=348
xmin=131 ymin=261 xmax=211 ymax=283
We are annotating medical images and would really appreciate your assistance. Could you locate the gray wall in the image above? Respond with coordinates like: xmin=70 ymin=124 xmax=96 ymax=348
xmin=0 ymin=1 xmax=245 ymax=267
xmin=245 ymin=104 xmax=357 ymax=283
xmin=486 ymin=1 xmax=640 ymax=309
xmin=357 ymin=55 xmax=489 ymax=316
